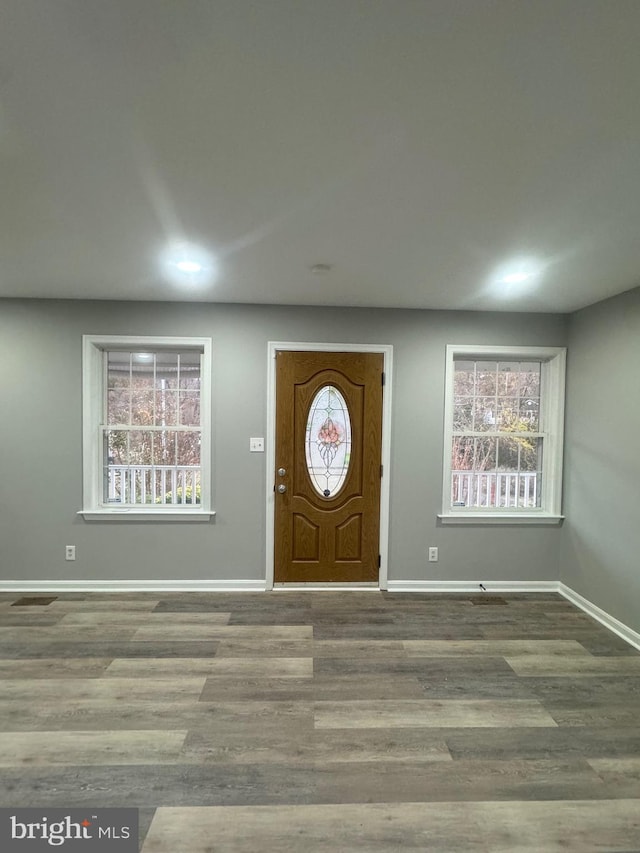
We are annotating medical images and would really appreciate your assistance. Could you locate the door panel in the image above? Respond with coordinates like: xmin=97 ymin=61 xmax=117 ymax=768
xmin=274 ymin=351 xmax=383 ymax=583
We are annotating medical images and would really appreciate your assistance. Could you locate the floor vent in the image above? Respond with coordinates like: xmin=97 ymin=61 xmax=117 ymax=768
xmin=11 ymin=596 xmax=58 ymax=607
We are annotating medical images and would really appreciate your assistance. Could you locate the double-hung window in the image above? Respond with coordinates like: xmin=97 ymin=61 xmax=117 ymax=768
xmin=440 ymin=345 xmax=566 ymax=523
xmin=80 ymin=335 xmax=213 ymax=520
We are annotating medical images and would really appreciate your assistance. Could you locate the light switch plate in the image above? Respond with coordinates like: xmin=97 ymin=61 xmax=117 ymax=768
xmin=249 ymin=437 xmax=265 ymax=452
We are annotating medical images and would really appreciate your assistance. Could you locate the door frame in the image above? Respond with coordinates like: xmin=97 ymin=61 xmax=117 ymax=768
xmin=266 ymin=341 xmax=393 ymax=590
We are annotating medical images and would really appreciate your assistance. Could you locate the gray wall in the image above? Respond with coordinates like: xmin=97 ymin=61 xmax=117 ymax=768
xmin=560 ymin=286 xmax=640 ymax=633
xmin=0 ymin=298 xmax=567 ymax=584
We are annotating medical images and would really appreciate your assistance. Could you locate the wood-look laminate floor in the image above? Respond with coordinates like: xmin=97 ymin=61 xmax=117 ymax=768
xmin=1 ymin=591 xmax=639 ymax=852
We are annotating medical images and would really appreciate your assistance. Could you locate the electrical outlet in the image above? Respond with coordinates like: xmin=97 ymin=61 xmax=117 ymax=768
xmin=428 ymin=546 xmax=438 ymax=562
xmin=65 ymin=545 xmax=76 ymax=561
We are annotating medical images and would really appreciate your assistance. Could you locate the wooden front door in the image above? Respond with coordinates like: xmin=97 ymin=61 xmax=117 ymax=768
xmin=274 ymin=351 xmax=384 ymax=583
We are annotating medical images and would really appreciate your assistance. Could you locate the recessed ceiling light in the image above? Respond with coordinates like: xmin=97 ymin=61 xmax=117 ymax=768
xmin=175 ymin=260 xmax=203 ymax=274
xmin=490 ymin=257 xmax=543 ymax=296
xmin=160 ymin=242 xmax=216 ymax=287
xmin=500 ymin=270 xmax=534 ymax=285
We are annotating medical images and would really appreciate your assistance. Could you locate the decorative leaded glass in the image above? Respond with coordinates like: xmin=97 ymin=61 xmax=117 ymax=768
xmin=305 ymin=385 xmax=352 ymax=498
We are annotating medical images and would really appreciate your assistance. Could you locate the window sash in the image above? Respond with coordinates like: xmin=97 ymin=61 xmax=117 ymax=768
xmin=100 ymin=424 xmax=202 ymax=507
xmin=441 ymin=345 xmax=565 ymax=518
xmin=81 ymin=335 xmax=212 ymax=519
xmin=450 ymin=432 xmax=544 ymax=510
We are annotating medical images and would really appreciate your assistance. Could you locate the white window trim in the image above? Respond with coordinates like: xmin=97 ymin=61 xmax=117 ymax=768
xmin=79 ymin=335 xmax=215 ymax=522
xmin=438 ymin=344 xmax=566 ymax=525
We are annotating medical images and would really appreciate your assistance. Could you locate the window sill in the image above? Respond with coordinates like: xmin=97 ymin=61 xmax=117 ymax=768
xmin=437 ymin=513 xmax=564 ymax=526
xmin=78 ymin=509 xmax=216 ymax=522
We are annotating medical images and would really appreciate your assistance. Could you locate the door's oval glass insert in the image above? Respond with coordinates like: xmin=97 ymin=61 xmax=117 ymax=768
xmin=305 ymin=385 xmax=352 ymax=498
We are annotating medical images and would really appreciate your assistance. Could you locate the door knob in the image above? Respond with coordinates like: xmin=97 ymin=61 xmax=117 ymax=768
xmin=277 ymin=484 xmax=287 ymax=493
xmin=278 ymin=468 xmax=286 ymax=477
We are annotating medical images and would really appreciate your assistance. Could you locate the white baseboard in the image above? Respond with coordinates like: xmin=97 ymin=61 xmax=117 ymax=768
xmin=0 ymin=579 xmax=267 ymax=593
xmin=559 ymin=583 xmax=640 ymax=652
xmin=386 ymin=580 xmax=560 ymax=594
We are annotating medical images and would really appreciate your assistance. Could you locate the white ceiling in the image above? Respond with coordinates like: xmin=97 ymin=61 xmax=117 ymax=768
xmin=2 ymin=0 xmax=640 ymax=312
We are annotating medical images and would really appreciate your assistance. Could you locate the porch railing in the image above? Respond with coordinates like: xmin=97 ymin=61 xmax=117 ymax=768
xmin=452 ymin=471 xmax=539 ymax=509
xmin=106 ymin=465 xmax=201 ymax=506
